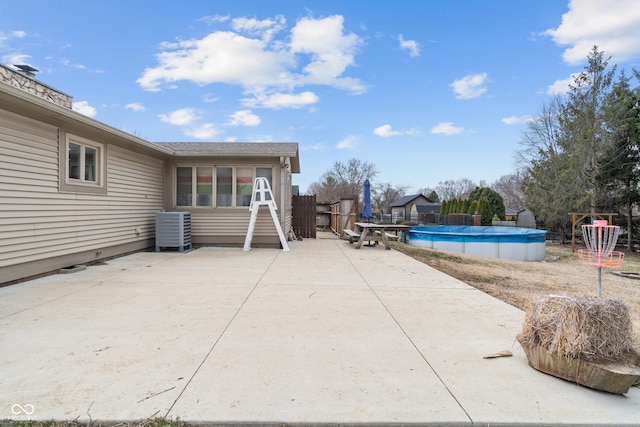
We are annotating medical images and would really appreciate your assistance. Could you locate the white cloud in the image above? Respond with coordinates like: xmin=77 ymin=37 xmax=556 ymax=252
xmin=60 ymin=58 xmax=86 ymax=70
xmin=501 ymin=115 xmax=532 ymax=125
xmin=185 ymin=123 xmax=221 ymax=139
xmin=374 ymin=124 xmax=402 ymax=137
xmin=231 ymin=15 xmax=286 ymax=42
xmin=291 ymin=15 xmax=365 ymax=93
xmin=0 ymin=30 xmax=26 ymax=46
xmin=59 ymin=58 xmax=103 ymax=73
xmin=137 ymin=14 xmax=366 ymax=97
xmin=547 ymin=73 xmax=581 ymax=95
xmin=304 ymin=142 xmax=326 ymax=151
xmin=337 ymin=134 xmax=357 ymax=149
xmin=398 ymin=35 xmax=420 ymax=57
xmin=228 ymin=109 xmax=261 ymax=126
xmin=243 ymin=91 xmax=319 ymax=109
xmin=203 ymin=93 xmax=219 ymax=103
xmin=125 ymin=102 xmax=145 ymax=112
xmin=138 ymin=32 xmax=293 ymax=92
xmin=159 ymin=108 xmax=199 ymax=126
xmin=200 ymin=14 xmax=230 ymax=24
xmin=373 ymin=124 xmax=417 ymax=138
xmin=450 ymin=73 xmax=488 ymax=100
xmin=2 ymin=53 xmax=31 ymax=65
xmin=430 ymin=122 xmax=464 ymax=135
xmin=544 ymin=0 xmax=640 ymax=65
xmin=72 ymin=101 xmax=97 ymax=118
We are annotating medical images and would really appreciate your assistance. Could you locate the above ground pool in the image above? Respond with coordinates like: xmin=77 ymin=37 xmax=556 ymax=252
xmin=407 ymin=225 xmax=547 ymax=261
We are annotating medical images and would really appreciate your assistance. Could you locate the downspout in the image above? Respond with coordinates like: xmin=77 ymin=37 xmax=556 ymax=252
xmin=280 ymin=156 xmax=287 ymax=233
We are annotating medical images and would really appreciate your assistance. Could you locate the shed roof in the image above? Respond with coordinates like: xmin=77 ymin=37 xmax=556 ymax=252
xmin=416 ymin=203 xmax=441 ymax=213
xmin=390 ymin=194 xmax=434 ymax=207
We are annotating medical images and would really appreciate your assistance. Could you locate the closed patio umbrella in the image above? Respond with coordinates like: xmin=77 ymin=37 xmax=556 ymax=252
xmin=362 ymin=179 xmax=372 ymax=221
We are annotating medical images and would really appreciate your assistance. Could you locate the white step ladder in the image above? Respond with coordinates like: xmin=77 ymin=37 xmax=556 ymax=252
xmin=243 ymin=177 xmax=290 ymax=252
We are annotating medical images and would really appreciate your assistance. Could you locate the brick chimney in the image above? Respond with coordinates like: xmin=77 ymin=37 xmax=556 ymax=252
xmin=0 ymin=63 xmax=73 ymax=109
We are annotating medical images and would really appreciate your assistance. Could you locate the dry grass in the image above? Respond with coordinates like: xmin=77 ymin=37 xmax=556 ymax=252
xmin=519 ymin=295 xmax=634 ymax=360
xmin=390 ymin=241 xmax=640 ymax=346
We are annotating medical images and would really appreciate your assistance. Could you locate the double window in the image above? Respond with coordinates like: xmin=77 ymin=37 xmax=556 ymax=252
xmin=176 ymin=166 xmax=273 ymax=208
xmin=60 ymin=132 xmax=105 ymax=194
xmin=68 ymin=142 xmax=98 ymax=183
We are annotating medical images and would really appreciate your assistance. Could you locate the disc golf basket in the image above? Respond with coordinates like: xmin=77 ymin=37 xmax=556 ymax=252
xmin=578 ymin=220 xmax=624 ymax=297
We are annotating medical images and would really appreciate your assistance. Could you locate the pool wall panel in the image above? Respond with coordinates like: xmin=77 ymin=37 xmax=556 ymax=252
xmin=407 ymin=226 xmax=547 ymax=261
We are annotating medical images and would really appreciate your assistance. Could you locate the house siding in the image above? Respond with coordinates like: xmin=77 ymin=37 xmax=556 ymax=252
xmin=0 ymin=108 xmax=164 ymax=283
xmin=163 ymin=157 xmax=291 ymax=247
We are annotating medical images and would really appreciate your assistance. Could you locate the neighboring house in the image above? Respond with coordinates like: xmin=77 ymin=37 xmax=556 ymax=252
xmin=390 ymin=194 xmax=439 ymax=223
xmin=0 ymin=64 xmax=299 ymax=284
xmin=505 ymin=208 xmax=518 ymax=221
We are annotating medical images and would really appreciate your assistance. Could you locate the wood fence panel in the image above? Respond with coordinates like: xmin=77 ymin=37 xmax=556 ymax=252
xmin=292 ymin=195 xmax=316 ymax=238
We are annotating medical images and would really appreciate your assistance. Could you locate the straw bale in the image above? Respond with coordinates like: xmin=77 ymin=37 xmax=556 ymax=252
xmin=519 ymin=295 xmax=634 ymax=360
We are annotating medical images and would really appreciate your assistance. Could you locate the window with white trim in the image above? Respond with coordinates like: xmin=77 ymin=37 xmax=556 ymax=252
xmin=66 ymin=136 xmax=103 ymax=185
xmin=176 ymin=166 xmax=273 ymax=208
xmin=59 ymin=132 xmax=106 ymax=194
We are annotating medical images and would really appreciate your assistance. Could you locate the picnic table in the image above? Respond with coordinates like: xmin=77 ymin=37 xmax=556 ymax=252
xmin=350 ymin=222 xmax=411 ymax=250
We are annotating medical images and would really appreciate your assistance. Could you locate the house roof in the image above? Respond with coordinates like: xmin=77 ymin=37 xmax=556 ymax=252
xmin=0 ymin=81 xmax=300 ymax=172
xmin=505 ymin=208 xmax=519 ymax=216
xmin=155 ymin=142 xmax=300 ymax=173
xmin=0 ymin=80 xmax=174 ymax=157
xmin=390 ymin=194 xmax=434 ymax=207
xmin=416 ymin=203 xmax=441 ymax=213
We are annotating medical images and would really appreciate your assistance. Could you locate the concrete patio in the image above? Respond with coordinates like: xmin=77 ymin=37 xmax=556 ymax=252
xmin=1 ymin=233 xmax=639 ymax=426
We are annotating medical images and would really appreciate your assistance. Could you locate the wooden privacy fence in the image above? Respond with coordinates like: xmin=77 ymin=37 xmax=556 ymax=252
xmin=292 ymin=195 xmax=316 ymax=238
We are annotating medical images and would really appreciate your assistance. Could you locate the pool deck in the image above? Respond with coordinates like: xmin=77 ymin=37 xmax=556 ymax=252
xmin=1 ymin=233 xmax=639 ymax=425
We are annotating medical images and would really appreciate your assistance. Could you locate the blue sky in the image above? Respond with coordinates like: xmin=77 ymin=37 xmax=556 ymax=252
xmin=2 ymin=0 xmax=640 ymax=194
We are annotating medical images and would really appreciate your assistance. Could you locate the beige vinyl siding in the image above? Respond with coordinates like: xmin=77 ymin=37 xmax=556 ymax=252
xmin=165 ymin=158 xmax=286 ymax=246
xmin=0 ymin=109 xmax=164 ymax=272
xmin=190 ymin=210 xmax=279 ymax=235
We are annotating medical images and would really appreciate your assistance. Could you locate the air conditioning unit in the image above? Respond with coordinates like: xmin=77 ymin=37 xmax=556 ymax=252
xmin=155 ymin=212 xmax=192 ymax=252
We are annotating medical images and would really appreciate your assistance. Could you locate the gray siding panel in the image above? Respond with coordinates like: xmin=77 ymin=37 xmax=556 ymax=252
xmin=0 ymin=109 xmax=164 ymax=274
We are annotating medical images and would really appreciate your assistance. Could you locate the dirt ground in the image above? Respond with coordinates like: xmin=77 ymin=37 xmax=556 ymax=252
xmin=391 ymin=241 xmax=640 ymax=346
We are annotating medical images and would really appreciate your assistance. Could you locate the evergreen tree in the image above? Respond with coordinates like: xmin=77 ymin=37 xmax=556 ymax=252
xmin=467 ymin=200 xmax=479 ymax=215
xmin=441 ymin=200 xmax=449 ymax=215
xmin=518 ymin=47 xmax=621 ymax=230
xmin=427 ymin=190 xmax=440 ymax=202
xmin=477 ymin=197 xmax=493 ymax=225
xmin=558 ymin=46 xmax=616 ymax=216
xmin=468 ymin=187 xmax=506 ymax=220
xmin=599 ymin=70 xmax=640 ymax=249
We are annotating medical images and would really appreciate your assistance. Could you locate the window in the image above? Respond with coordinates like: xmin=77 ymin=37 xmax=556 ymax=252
xmin=216 ymin=167 xmax=232 ymax=207
xmin=176 ymin=166 xmax=273 ymax=208
xmin=236 ymin=167 xmax=253 ymax=207
xmin=176 ymin=167 xmax=193 ymax=206
xmin=256 ymin=168 xmax=273 ymax=201
xmin=60 ymin=132 xmax=106 ymax=194
xmin=196 ymin=167 xmax=212 ymax=206
xmin=67 ymin=139 xmax=101 ymax=184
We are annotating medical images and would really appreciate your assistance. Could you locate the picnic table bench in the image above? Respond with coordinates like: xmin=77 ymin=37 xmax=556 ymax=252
xmin=343 ymin=229 xmax=361 ymax=243
xmin=348 ymin=222 xmax=411 ymax=250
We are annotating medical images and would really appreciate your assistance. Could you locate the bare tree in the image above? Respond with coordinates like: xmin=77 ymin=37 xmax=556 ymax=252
xmin=306 ymin=158 xmax=379 ymax=203
xmin=307 ymin=175 xmax=339 ymax=204
xmin=372 ymin=181 xmax=408 ymax=214
xmin=492 ymin=172 xmax=527 ymax=211
xmin=415 ymin=187 xmax=437 ymax=198
xmin=435 ymin=178 xmax=477 ymax=201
